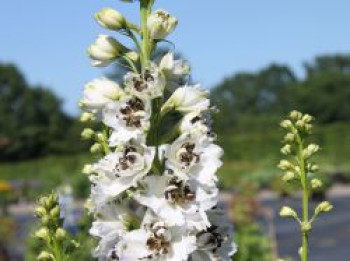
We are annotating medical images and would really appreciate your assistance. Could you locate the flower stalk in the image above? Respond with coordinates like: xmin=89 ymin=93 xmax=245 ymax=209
xmin=278 ymin=111 xmax=333 ymax=261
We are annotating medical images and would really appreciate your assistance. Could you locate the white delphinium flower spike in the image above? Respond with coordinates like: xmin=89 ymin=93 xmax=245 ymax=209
xmin=135 ymin=174 xmax=217 ymax=227
xmin=161 ymin=85 xmax=210 ymax=114
xmin=124 ymin=64 xmax=166 ymax=99
xmin=165 ymin=133 xmax=223 ymax=187
xmin=80 ymin=78 xmax=124 ymax=119
xmin=190 ymin=208 xmax=237 ymax=261
xmin=89 ymin=141 xmax=155 ymax=206
xmin=115 ymin=210 xmax=196 ymax=261
xmin=103 ymin=95 xmax=151 ymax=145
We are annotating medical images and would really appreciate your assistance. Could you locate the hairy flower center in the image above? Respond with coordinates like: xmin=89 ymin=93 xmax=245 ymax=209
xmin=178 ymin=142 xmax=200 ymax=167
xmin=132 ymin=70 xmax=155 ymax=92
xmin=196 ymin=226 xmax=224 ymax=253
xmin=120 ymin=97 xmax=145 ymax=127
xmin=164 ymin=178 xmax=196 ymax=204
xmin=146 ymin=224 xmax=171 ymax=256
xmin=115 ymin=146 xmax=139 ymax=173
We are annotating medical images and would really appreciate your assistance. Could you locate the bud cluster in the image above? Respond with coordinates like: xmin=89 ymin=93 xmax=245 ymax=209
xmin=278 ymin=111 xmax=333 ymax=260
xmin=34 ymin=193 xmax=79 ymax=261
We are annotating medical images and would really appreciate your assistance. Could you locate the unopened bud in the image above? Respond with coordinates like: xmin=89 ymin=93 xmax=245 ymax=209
xmin=302 ymin=114 xmax=313 ymax=123
xmin=315 ymin=201 xmax=333 ymax=215
xmin=278 ymin=160 xmax=293 ymax=170
xmin=90 ymin=143 xmax=103 ymax=154
xmin=55 ymin=228 xmax=67 ymax=241
xmin=282 ymin=171 xmax=296 ymax=182
xmin=95 ymin=8 xmax=126 ymax=31
xmin=301 ymin=222 xmax=312 ymax=233
xmin=290 ymin=110 xmax=302 ymax=120
xmin=35 ymin=228 xmax=49 ymax=241
xmin=280 ymin=120 xmax=293 ymax=129
xmin=37 ymin=251 xmax=54 ymax=261
xmin=50 ymin=205 xmax=60 ymax=219
xmin=311 ymin=178 xmax=323 ymax=189
xmin=309 ymin=164 xmax=319 ymax=172
xmin=81 ymin=128 xmax=95 ymax=140
xmin=284 ymin=133 xmax=295 ymax=143
xmin=147 ymin=9 xmax=178 ymax=39
xmin=303 ymin=144 xmax=319 ymax=158
xmin=280 ymin=206 xmax=298 ymax=219
xmin=281 ymin=144 xmax=292 ymax=155
xmin=82 ymin=164 xmax=94 ymax=175
xmin=80 ymin=112 xmax=94 ymax=122
xmin=34 ymin=207 xmax=47 ymax=217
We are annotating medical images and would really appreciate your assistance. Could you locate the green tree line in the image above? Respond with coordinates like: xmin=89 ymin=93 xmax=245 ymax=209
xmin=1 ymin=54 xmax=350 ymax=160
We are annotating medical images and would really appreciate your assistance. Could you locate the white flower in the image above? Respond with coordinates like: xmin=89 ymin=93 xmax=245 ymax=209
xmin=88 ymin=35 xmax=127 ymax=67
xmin=190 ymin=208 xmax=237 ymax=261
xmin=147 ymin=9 xmax=178 ymax=39
xmin=135 ymin=175 xmax=217 ymax=227
xmin=165 ymin=133 xmax=223 ymax=187
xmin=90 ymin=142 xmax=155 ymax=206
xmin=116 ymin=210 xmax=196 ymax=261
xmin=95 ymin=8 xmax=126 ymax=31
xmin=180 ymin=111 xmax=215 ymax=140
xmin=90 ymin=203 xmax=134 ymax=261
xmin=80 ymin=78 xmax=124 ymax=118
xmin=103 ymin=96 xmax=151 ymax=145
xmin=161 ymin=85 xmax=210 ymax=114
xmin=124 ymin=64 xmax=166 ymax=99
xmin=159 ymin=53 xmax=190 ymax=89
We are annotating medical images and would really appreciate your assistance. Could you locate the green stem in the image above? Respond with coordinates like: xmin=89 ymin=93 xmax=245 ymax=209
xmin=140 ymin=0 xmax=151 ymax=67
xmin=297 ymin=134 xmax=309 ymax=261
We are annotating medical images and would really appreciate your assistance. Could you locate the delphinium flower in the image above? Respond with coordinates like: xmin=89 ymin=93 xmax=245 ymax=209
xmin=278 ymin=111 xmax=333 ymax=261
xmin=80 ymin=0 xmax=237 ymax=260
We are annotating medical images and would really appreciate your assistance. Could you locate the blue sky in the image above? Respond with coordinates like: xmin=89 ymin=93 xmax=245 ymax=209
xmin=1 ymin=0 xmax=350 ymax=115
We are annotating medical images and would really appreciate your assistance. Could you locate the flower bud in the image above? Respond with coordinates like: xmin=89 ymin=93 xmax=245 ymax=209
xmin=82 ymin=164 xmax=94 ymax=175
xmin=315 ymin=201 xmax=333 ymax=215
xmin=280 ymin=144 xmax=292 ymax=155
xmin=284 ymin=133 xmax=295 ymax=143
xmin=81 ymin=128 xmax=95 ymax=140
xmin=301 ymin=221 xmax=312 ymax=233
xmin=309 ymin=163 xmax=319 ymax=172
xmin=95 ymin=8 xmax=126 ymax=31
xmin=88 ymin=35 xmax=128 ymax=67
xmin=55 ymin=228 xmax=67 ymax=241
xmin=80 ymin=112 xmax=94 ymax=122
xmin=90 ymin=143 xmax=103 ymax=154
xmin=303 ymin=144 xmax=319 ymax=158
xmin=295 ymin=119 xmax=305 ymax=129
xmin=37 ymin=251 xmax=54 ymax=261
xmin=280 ymin=206 xmax=298 ymax=219
xmin=34 ymin=206 xmax=47 ymax=217
xmin=41 ymin=215 xmax=50 ymax=226
xmin=280 ymin=120 xmax=293 ymax=129
xmin=278 ymin=160 xmax=293 ymax=170
xmin=35 ymin=228 xmax=49 ymax=241
xmin=290 ymin=110 xmax=302 ymax=120
xmin=311 ymin=178 xmax=323 ymax=189
xmin=50 ymin=205 xmax=60 ymax=219
xmin=282 ymin=171 xmax=296 ymax=182
xmin=147 ymin=9 xmax=178 ymax=39
xmin=124 ymin=51 xmax=139 ymax=62
xmin=302 ymin=114 xmax=313 ymax=123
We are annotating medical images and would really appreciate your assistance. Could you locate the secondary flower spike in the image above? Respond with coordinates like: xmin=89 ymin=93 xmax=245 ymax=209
xmin=81 ymin=0 xmax=237 ymax=260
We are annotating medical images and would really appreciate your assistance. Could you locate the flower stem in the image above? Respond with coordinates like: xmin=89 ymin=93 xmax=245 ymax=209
xmin=297 ymin=134 xmax=309 ymax=261
xmin=140 ymin=0 xmax=151 ymax=67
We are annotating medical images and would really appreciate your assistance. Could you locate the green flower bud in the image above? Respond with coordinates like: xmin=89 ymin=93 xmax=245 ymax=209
xmin=80 ymin=112 xmax=94 ymax=122
xmin=303 ymin=144 xmax=319 ymax=158
xmin=290 ymin=110 xmax=302 ymax=120
xmin=309 ymin=163 xmax=319 ymax=172
xmin=37 ymin=251 xmax=54 ymax=261
xmin=295 ymin=119 xmax=305 ymax=129
xmin=311 ymin=178 xmax=323 ymax=189
xmin=280 ymin=206 xmax=298 ymax=219
xmin=284 ymin=133 xmax=295 ymax=143
xmin=124 ymin=51 xmax=139 ymax=62
xmin=34 ymin=206 xmax=47 ymax=217
xmin=81 ymin=128 xmax=95 ymax=140
xmin=35 ymin=228 xmax=49 ymax=241
xmin=280 ymin=120 xmax=293 ymax=129
xmin=90 ymin=143 xmax=103 ymax=154
xmin=315 ymin=201 xmax=333 ymax=215
xmin=280 ymin=144 xmax=292 ymax=155
xmin=55 ymin=228 xmax=67 ymax=241
xmin=302 ymin=114 xmax=313 ymax=123
xmin=282 ymin=171 xmax=296 ymax=182
xmin=50 ymin=205 xmax=60 ymax=219
xmin=95 ymin=8 xmax=126 ymax=31
xmin=41 ymin=215 xmax=50 ymax=226
xmin=278 ymin=160 xmax=293 ymax=170
xmin=82 ymin=164 xmax=95 ymax=175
